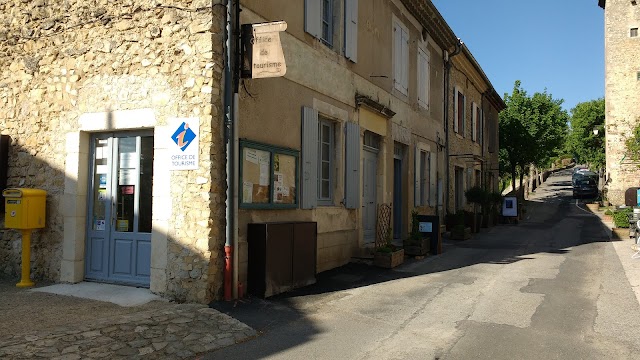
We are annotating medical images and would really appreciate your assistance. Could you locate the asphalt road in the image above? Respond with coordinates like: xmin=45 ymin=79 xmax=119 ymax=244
xmin=208 ymin=169 xmax=640 ymax=360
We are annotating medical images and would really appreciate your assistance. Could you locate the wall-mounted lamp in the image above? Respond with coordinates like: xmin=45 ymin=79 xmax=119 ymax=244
xmin=593 ymin=128 xmax=599 ymax=136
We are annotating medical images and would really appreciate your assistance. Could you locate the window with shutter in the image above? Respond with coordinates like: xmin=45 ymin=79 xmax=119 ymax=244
xmin=393 ymin=18 xmax=409 ymax=95
xmin=301 ymin=107 xmax=318 ymax=209
xmin=455 ymin=89 xmax=465 ymax=135
xmin=418 ymin=48 xmax=430 ymax=109
xmin=344 ymin=0 xmax=358 ymax=62
xmin=472 ymin=103 xmax=478 ymax=142
xmin=318 ymin=118 xmax=334 ymax=205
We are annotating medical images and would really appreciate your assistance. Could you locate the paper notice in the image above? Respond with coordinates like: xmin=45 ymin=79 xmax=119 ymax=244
xmin=245 ymin=149 xmax=258 ymax=164
xmin=274 ymin=172 xmax=283 ymax=184
xmin=282 ymin=186 xmax=289 ymax=197
xmin=243 ymin=181 xmax=253 ymax=203
xmin=258 ymin=152 xmax=270 ymax=164
xmin=259 ymin=163 xmax=269 ymax=186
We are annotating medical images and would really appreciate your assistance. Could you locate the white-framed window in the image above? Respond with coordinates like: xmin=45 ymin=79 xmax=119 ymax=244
xmin=305 ymin=0 xmax=335 ymax=47
xmin=318 ymin=118 xmax=334 ymax=205
xmin=472 ymin=102 xmax=482 ymax=142
xmin=417 ymin=47 xmax=430 ymax=109
xmin=454 ymin=87 xmax=465 ymax=136
xmin=415 ymin=149 xmax=429 ymax=206
xmin=414 ymin=144 xmax=437 ymax=207
xmin=393 ymin=16 xmax=409 ymax=95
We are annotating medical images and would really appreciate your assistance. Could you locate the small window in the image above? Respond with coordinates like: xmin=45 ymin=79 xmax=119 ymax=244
xmin=637 ymin=71 xmax=640 ymax=81
xmin=318 ymin=119 xmax=334 ymax=205
xmin=631 ymin=28 xmax=638 ymax=37
xmin=322 ymin=0 xmax=333 ymax=46
xmin=455 ymin=89 xmax=465 ymax=135
xmin=364 ymin=131 xmax=380 ymax=150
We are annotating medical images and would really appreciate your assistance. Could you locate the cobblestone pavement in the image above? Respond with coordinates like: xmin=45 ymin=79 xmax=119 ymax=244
xmin=0 ymin=282 xmax=257 ymax=359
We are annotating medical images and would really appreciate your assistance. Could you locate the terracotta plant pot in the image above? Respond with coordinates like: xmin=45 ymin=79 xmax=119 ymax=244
xmin=374 ymin=249 xmax=405 ymax=268
xmin=612 ymin=227 xmax=630 ymax=240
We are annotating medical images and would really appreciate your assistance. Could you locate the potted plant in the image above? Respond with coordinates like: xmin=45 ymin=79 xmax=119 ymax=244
xmin=404 ymin=210 xmax=430 ymax=256
xmin=603 ymin=208 xmax=613 ymax=222
xmin=465 ymin=186 xmax=488 ymax=233
xmin=612 ymin=208 xmax=632 ymax=240
xmin=374 ymin=227 xmax=405 ymax=268
xmin=449 ymin=212 xmax=471 ymax=240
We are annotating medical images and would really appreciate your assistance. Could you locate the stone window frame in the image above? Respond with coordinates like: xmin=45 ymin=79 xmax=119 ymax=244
xmin=630 ymin=27 xmax=639 ymax=38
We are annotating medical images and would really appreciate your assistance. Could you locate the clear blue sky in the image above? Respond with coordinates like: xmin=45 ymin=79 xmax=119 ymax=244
xmin=431 ymin=0 xmax=604 ymax=113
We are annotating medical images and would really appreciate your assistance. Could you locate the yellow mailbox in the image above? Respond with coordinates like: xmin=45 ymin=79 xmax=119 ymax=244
xmin=3 ymin=188 xmax=46 ymax=229
xmin=2 ymin=188 xmax=47 ymax=288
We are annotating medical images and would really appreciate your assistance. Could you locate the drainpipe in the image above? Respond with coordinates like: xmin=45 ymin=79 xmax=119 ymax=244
xmin=223 ymin=0 xmax=239 ymax=301
xmin=481 ymin=92 xmax=485 ymax=191
xmin=444 ymin=39 xmax=462 ymax=215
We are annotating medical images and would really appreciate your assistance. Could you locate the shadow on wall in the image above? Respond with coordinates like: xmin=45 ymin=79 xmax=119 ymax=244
xmin=0 ymin=134 xmax=221 ymax=303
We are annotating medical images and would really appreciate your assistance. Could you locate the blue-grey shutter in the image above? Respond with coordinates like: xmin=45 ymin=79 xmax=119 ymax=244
xmin=345 ymin=122 xmax=360 ymax=209
xmin=414 ymin=146 xmax=420 ymax=206
xmin=305 ymin=0 xmax=322 ymax=39
xmin=302 ymin=107 xmax=318 ymax=209
xmin=344 ymin=0 xmax=358 ymax=62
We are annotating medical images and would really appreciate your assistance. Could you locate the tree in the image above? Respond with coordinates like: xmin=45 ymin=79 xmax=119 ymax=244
xmin=565 ymin=99 xmax=605 ymax=169
xmin=499 ymin=81 xmax=569 ymax=192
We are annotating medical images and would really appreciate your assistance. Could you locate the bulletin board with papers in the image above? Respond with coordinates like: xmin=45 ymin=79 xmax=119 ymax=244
xmin=240 ymin=140 xmax=298 ymax=209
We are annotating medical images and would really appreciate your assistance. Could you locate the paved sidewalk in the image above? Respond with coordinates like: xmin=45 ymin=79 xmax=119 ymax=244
xmin=582 ymin=203 xmax=640 ymax=306
xmin=0 ymin=280 xmax=256 ymax=359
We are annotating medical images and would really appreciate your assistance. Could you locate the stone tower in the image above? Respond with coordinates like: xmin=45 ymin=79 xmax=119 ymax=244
xmin=599 ymin=0 xmax=640 ymax=205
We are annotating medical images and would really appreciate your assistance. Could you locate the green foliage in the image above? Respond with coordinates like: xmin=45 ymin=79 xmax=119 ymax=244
xmin=604 ymin=209 xmax=613 ymax=215
xmin=613 ymin=208 xmax=633 ymax=228
xmin=464 ymin=186 xmax=488 ymax=205
xmin=625 ymin=120 xmax=640 ymax=167
xmin=377 ymin=226 xmax=397 ymax=252
xmin=499 ymin=80 xmax=569 ymax=190
xmin=565 ymin=99 xmax=605 ymax=170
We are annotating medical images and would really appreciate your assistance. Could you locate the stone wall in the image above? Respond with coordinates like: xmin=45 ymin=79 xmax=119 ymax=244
xmin=0 ymin=0 xmax=226 ymax=303
xmin=603 ymin=0 xmax=640 ymax=205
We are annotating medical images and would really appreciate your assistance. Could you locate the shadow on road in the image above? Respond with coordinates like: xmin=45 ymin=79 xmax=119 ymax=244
xmin=208 ymin=168 xmax=614 ymax=359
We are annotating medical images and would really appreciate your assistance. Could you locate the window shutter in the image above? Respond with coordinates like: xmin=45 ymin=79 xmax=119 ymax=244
xmin=472 ymin=103 xmax=477 ymax=142
xmin=401 ymin=28 xmax=409 ymax=94
xmin=454 ymin=90 xmax=459 ymax=133
xmin=417 ymin=49 xmax=427 ymax=108
xmin=429 ymin=152 xmax=437 ymax=207
xmin=393 ymin=22 xmax=402 ymax=91
xmin=345 ymin=122 xmax=360 ymax=209
xmin=414 ymin=146 xmax=420 ymax=206
xmin=345 ymin=0 xmax=358 ymax=62
xmin=301 ymin=107 xmax=318 ymax=209
xmin=305 ymin=0 xmax=322 ymax=39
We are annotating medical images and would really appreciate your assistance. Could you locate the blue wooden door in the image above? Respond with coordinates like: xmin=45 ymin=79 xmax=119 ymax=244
xmin=85 ymin=132 xmax=153 ymax=287
xmin=393 ymin=158 xmax=402 ymax=240
xmin=362 ymin=149 xmax=377 ymax=244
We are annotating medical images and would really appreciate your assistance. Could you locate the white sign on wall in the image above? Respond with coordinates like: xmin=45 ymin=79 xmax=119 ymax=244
xmin=169 ymin=118 xmax=199 ymax=170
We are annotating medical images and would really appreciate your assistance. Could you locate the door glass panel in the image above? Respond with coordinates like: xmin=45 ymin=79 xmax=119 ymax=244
xmin=92 ymin=139 xmax=109 ymax=231
xmin=139 ymin=136 xmax=154 ymax=233
xmin=116 ymin=137 xmax=137 ymax=233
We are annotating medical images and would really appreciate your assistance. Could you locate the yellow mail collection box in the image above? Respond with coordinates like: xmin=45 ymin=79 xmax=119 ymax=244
xmin=3 ymin=188 xmax=47 ymax=229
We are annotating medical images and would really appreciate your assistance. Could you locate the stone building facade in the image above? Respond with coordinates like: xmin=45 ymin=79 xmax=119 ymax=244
xmin=0 ymin=0 xmax=226 ymax=303
xmin=446 ymin=46 xmax=504 ymax=214
xmin=1 ymin=0 xmax=503 ymax=303
xmin=599 ymin=0 xmax=640 ymax=205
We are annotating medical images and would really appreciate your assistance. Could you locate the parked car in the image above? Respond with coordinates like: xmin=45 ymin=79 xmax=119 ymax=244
xmin=572 ymin=171 xmax=598 ymax=198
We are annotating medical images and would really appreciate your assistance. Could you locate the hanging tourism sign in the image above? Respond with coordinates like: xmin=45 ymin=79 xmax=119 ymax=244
xmin=241 ymin=21 xmax=287 ymax=79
